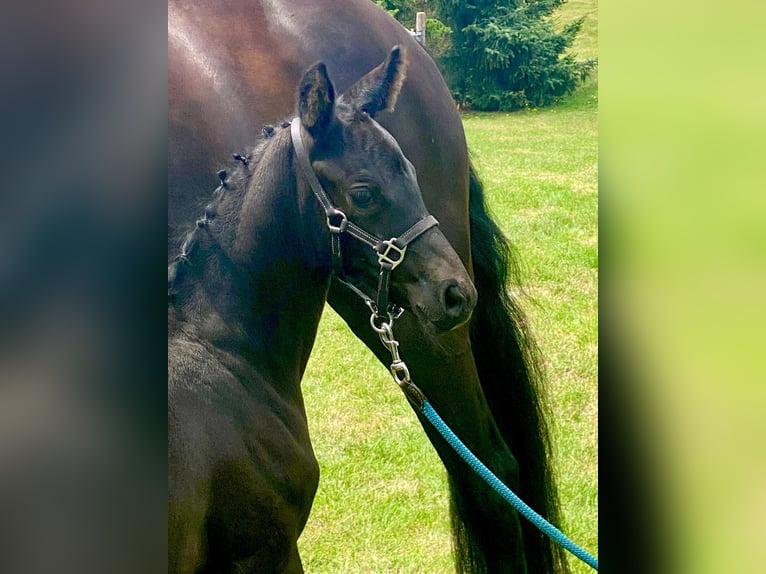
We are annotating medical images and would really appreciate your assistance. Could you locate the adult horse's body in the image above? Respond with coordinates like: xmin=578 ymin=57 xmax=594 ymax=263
xmin=169 ymin=1 xmax=569 ymax=573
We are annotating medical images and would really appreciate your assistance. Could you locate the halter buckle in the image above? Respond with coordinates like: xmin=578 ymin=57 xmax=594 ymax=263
xmin=326 ymin=209 xmax=348 ymax=234
xmin=377 ymin=240 xmax=407 ymax=269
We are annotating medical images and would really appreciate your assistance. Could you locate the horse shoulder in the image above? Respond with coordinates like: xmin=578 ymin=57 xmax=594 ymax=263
xmin=168 ymin=332 xmax=319 ymax=570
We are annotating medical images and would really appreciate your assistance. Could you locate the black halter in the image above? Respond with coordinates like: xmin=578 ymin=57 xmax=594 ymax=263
xmin=290 ymin=118 xmax=438 ymax=318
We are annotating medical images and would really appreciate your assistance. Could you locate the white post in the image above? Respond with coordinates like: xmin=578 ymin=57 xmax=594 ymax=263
xmin=416 ymin=12 xmax=426 ymax=47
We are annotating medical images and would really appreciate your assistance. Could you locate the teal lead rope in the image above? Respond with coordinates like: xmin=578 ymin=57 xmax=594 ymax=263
xmin=366 ymin=296 xmax=598 ymax=570
xmin=421 ymin=400 xmax=599 ymax=571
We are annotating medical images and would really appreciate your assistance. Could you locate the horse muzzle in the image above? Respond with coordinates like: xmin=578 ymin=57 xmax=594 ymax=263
xmin=394 ymin=228 xmax=477 ymax=333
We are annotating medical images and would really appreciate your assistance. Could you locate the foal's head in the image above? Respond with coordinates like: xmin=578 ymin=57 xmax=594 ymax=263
xmin=293 ymin=46 xmax=477 ymax=332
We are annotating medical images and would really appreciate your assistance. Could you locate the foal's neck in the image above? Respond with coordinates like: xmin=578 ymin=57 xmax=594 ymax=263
xmin=173 ymin=129 xmax=331 ymax=389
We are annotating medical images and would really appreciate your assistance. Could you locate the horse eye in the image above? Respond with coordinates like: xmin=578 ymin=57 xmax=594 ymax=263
xmin=349 ymin=185 xmax=374 ymax=209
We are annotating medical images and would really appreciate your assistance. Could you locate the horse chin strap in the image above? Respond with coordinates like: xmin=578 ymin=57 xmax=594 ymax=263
xmin=290 ymin=117 xmax=438 ymax=322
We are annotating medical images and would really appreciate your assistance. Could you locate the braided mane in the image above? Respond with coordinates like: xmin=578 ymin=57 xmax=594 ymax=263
xmin=167 ymin=122 xmax=290 ymax=303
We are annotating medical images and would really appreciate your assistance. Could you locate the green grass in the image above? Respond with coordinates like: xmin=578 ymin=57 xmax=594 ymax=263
xmin=555 ymin=0 xmax=598 ymax=62
xmin=298 ymin=2 xmax=597 ymax=571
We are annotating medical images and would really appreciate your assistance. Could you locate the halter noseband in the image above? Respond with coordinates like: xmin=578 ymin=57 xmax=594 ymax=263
xmin=290 ymin=118 xmax=438 ymax=319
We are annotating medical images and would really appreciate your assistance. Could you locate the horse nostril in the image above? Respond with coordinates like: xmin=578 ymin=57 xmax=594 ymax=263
xmin=434 ymin=279 xmax=476 ymax=331
xmin=444 ymin=283 xmax=464 ymax=315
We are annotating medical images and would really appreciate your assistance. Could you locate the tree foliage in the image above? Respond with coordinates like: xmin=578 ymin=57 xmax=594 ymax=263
xmin=374 ymin=1 xmax=452 ymax=60
xmin=375 ymin=0 xmax=595 ymax=111
xmin=374 ymin=0 xmax=427 ymax=24
xmin=434 ymin=0 xmax=595 ymax=110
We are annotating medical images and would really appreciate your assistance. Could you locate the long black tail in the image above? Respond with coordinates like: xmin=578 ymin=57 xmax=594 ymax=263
xmin=451 ymin=159 xmax=571 ymax=574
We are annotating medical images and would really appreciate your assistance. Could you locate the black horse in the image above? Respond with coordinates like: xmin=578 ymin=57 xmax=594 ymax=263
xmin=170 ymin=1 xmax=570 ymax=572
xmin=169 ymin=49 xmax=478 ymax=572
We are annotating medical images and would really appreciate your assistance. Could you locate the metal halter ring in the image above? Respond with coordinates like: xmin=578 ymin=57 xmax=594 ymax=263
xmin=326 ymin=208 xmax=348 ymax=234
xmin=369 ymin=311 xmax=392 ymax=336
xmin=367 ymin=300 xmax=403 ymax=325
xmin=390 ymin=360 xmax=411 ymax=384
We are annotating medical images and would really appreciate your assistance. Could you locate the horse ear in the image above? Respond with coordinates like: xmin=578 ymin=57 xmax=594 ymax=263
xmin=340 ymin=45 xmax=408 ymax=118
xmin=298 ymin=62 xmax=336 ymax=138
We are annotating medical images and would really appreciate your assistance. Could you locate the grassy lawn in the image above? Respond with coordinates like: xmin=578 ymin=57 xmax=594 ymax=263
xmin=299 ymin=3 xmax=597 ymax=572
xmin=555 ymin=0 xmax=598 ymax=62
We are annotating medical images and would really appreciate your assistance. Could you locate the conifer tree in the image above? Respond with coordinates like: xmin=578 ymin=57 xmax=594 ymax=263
xmin=427 ymin=0 xmax=595 ymax=110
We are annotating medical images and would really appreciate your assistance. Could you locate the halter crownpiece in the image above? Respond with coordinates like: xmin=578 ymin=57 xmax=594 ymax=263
xmin=290 ymin=117 xmax=438 ymax=318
